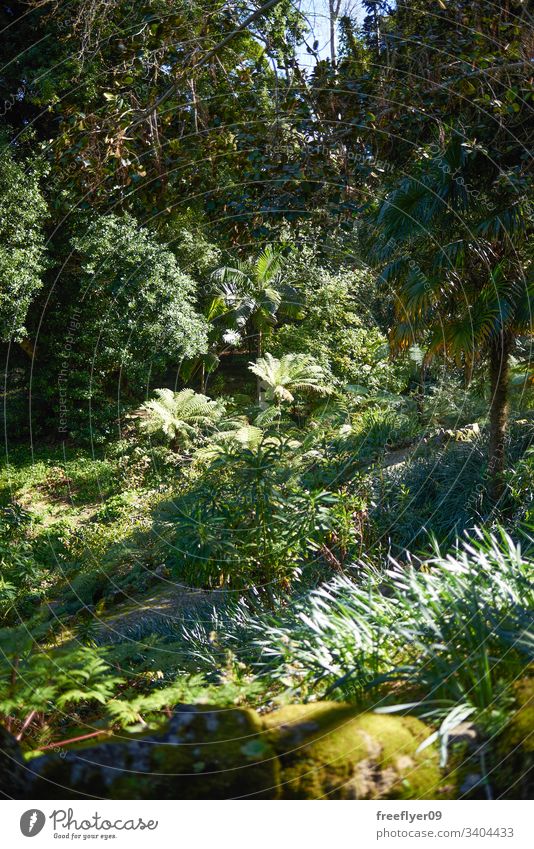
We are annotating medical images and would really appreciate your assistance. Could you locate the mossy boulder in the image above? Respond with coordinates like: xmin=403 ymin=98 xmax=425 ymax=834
xmin=264 ymin=702 xmax=442 ymax=799
xmin=27 ymin=705 xmax=280 ymax=800
xmin=494 ymin=676 xmax=534 ymax=799
xmin=10 ymin=701 xmax=443 ymax=800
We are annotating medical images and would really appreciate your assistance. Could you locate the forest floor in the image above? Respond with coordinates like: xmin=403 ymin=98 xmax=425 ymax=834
xmin=0 ymin=417 xmax=519 ymax=654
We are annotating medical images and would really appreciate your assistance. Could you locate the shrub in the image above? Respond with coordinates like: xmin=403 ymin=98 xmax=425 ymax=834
xmin=267 ymin=252 xmax=406 ymax=391
xmin=0 ymin=150 xmax=48 ymax=342
xmin=153 ymin=434 xmax=346 ymax=589
xmin=371 ymin=438 xmax=489 ymax=552
xmin=35 ymin=214 xmax=208 ymax=438
xmin=258 ymin=531 xmax=532 ymax=740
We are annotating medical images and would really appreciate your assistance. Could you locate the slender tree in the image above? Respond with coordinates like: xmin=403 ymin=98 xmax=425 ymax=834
xmin=366 ymin=138 xmax=532 ymax=501
xmin=211 ymin=246 xmax=303 ymax=337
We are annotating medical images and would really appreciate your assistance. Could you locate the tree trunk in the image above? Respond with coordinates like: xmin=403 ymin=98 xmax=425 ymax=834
xmin=329 ymin=0 xmax=337 ymax=65
xmin=488 ymin=330 xmax=511 ymax=503
xmin=416 ymin=362 xmax=427 ymax=423
xmin=256 ymin=329 xmax=263 ymax=403
xmin=464 ymin=356 xmax=473 ymax=388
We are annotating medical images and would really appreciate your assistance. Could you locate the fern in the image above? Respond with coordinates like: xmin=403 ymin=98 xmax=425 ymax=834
xmin=0 ymin=642 xmax=124 ymax=725
xmin=249 ymin=352 xmax=332 ymax=406
xmin=137 ymin=388 xmax=225 ymax=449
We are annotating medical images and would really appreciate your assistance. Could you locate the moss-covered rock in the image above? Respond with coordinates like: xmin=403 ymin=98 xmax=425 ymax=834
xmin=494 ymin=676 xmax=534 ymax=799
xmin=27 ymin=705 xmax=280 ymax=800
xmin=264 ymin=702 xmax=442 ymax=799
xmin=16 ymin=701 xmax=443 ymax=800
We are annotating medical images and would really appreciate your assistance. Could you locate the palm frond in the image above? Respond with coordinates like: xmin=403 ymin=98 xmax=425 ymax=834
xmin=476 ymin=200 xmax=531 ymax=240
xmin=255 ymin=245 xmax=282 ymax=283
xmin=210 ymin=262 xmax=249 ymax=290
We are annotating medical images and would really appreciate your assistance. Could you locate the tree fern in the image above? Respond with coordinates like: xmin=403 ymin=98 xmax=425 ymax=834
xmin=249 ymin=352 xmax=332 ymax=406
xmin=137 ymin=388 xmax=225 ymax=449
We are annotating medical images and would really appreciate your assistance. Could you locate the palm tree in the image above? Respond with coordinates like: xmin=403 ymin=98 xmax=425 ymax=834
xmin=366 ymin=138 xmax=532 ymax=500
xmin=210 ymin=245 xmax=304 ymax=358
xmin=136 ymin=388 xmax=225 ymax=450
xmin=249 ymin=352 xmax=332 ymax=408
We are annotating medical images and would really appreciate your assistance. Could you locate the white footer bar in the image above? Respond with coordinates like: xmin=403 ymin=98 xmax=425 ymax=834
xmin=4 ymin=799 xmax=531 ymax=848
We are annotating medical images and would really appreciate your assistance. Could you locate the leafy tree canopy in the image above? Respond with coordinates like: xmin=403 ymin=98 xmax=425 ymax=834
xmin=0 ymin=148 xmax=48 ymax=342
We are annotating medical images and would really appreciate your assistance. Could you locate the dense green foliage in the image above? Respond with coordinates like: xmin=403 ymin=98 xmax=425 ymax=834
xmin=0 ymin=149 xmax=47 ymax=342
xmin=0 ymin=0 xmax=532 ymax=799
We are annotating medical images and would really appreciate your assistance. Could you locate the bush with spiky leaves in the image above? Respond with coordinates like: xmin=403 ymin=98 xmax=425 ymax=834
xmin=152 ymin=428 xmax=353 ymax=589
xmin=178 ymin=529 xmax=533 ymax=761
